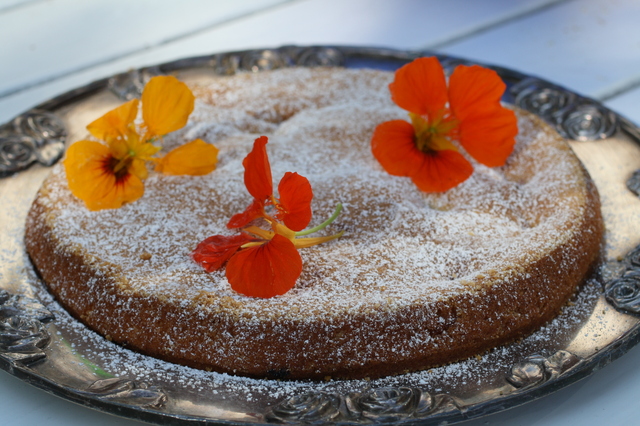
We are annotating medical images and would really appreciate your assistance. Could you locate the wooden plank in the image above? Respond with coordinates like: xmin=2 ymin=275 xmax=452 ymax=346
xmin=0 ymin=0 xmax=293 ymax=98
xmin=0 ymin=0 xmax=39 ymax=13
xmin=94 ymin=0 xmax=564 ymax=57
xmin=439 ymin=0 xmax=640 ymax=100
xmin=0 ymin=0 xmax=565 ymax=123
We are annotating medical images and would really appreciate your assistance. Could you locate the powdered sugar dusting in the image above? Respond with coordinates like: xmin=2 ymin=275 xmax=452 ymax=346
xmin=27 ymin=67 xmax=598 ymax=379
xmin=37 ymin=67 xmax=587 ymax=319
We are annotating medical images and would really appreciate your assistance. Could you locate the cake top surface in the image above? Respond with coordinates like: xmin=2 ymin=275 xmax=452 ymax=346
xmin=37 ymin=67 xmax=589 ymax=320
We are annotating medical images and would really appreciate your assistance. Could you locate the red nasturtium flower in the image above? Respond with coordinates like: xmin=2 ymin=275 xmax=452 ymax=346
xmin=193 ymin=136 xmax=343 ymax=298
xmin=64 ymin=75 xmax=219 ymax=210
xmin=371 ymin=57 xmax=518 ymax=192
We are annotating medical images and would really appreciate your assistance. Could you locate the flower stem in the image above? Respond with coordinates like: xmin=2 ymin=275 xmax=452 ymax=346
xmin=296 ymin=203 xmax=342 ymax=236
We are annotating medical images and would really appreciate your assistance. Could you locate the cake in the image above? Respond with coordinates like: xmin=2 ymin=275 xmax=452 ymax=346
xmin=24 ymin=66 xmax=604 ymax=380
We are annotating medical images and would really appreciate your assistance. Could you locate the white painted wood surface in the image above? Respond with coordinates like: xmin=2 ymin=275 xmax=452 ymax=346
xmin=0 ymin=0 xmax=291 ymax=96
xmin=0 ymin=0 xmax=563 ymax=123
xmin=441 ymin=0 xmax=640 ymax=101
xmin=2 ymin=0 xmax=640 ymax=424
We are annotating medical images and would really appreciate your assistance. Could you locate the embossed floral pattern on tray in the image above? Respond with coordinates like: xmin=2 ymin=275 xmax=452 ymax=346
xmin=0 ymin=110 xmax=67 ymax=176
xmin=266 ymin=386 xmax=464 ymax=424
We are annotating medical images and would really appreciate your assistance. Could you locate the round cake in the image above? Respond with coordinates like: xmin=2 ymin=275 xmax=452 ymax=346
xmin=25 ymin=67 xmax=603 ymax=380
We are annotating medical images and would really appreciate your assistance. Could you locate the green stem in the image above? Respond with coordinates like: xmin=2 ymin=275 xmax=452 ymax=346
xmin=296 ymin=203 xmax=343 ymax=236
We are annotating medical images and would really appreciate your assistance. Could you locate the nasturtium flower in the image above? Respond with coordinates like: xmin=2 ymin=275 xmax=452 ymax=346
xmin=64 ymin=75 xmax=218 ymax=210
xmin=371 ymin=57 xmax=518 ymax=192
xmin=193 ymin=136 xmax=343 ymax=299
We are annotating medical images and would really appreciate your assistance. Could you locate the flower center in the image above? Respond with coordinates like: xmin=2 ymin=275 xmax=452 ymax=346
xmin=108 ymin=154 xmax=134 ymax=180
xmin=410 ymin=111 xmax=459 ymax=154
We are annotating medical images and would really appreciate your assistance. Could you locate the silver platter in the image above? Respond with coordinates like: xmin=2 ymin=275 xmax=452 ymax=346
xmin=1 ymin=46 xmax=640 ymax=425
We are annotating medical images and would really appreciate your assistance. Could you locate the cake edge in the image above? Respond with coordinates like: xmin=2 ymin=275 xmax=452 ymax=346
xmin=24 ymin=165 xmax=604 ymax=380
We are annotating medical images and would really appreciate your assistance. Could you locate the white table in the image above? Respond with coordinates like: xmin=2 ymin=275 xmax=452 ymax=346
xmin=2 ymin=0 xmax=640 ymax=424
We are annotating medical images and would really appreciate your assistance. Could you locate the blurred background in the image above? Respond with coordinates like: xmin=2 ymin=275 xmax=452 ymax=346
xmin=3 ymin=0 xmax=640 ymax=125
xmin=2 ymin=0 xmax=640 ymax=425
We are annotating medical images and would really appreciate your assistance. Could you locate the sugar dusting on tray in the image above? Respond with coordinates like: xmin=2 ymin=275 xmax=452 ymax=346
xmin=33 ymin=273 xmax=601 ymax=404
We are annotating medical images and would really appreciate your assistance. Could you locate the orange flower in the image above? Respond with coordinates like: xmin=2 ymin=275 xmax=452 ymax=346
xmin=371 ymin=57 xmax=518 ymax=192
xmin=193 ymin=136 xmax=343 ymax=298
xmin=64 ymin=76 xmax=218 ymax=210
xmin=226 ymin=136 xmax=313 ymax=231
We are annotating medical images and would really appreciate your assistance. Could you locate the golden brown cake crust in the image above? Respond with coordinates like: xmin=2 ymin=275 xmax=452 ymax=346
xmin=25 ymin=68 xmax=604 ymax=380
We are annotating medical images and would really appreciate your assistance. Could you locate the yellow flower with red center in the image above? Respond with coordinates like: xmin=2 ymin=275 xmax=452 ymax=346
xmin=64 ymin=75 xmax=219 ymax=210
xmin=371 ymin=57 xmax=518 ymax=192
xmin=192 ymin=136 xmax=343 ymax=298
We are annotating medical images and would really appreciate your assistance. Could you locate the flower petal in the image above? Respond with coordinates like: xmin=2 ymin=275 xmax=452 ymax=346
xmin=64 ymin=140 xmax=111 ymax=189
xmin=371 ymin=120 xmax=426 ymax=177
xmin=109 ymin=130 xmax=161 ymax=163
xmin=192 ymin=233 xmax=255 ymax=272
xmin=64 ymin=140 xmax=145 ymax=210
xmin=109 ymin=136 xmax=131 ymax=160
xmin=448 ymin=64 xmax=506 ymax=122
xmin=128 ymin=157 xmax=149 ymax=181
xmin=227 ymin=198 xmax=264 ymax=229
xmin=389 ymin=57 xmax=448 ymax=116
xmin=155 ymin=139 xmax=219 ymax=175
xmin=457 ymin=106 xmax=518 ymax=167
xmin=243 ymin=136 xmax=273 ymax=201
xmin=87 ymin=99 xmax=139 ymax=142
xmin=409 ymin=149 xmax=473 ymax=193
xmin=141 ymin=76 xmax=195 ymax=137
xmin=132 ymin=137 xmax=162 ymax=161
xmin=277 ymin=171 xmax=313 ymax=232
xmin=226 ymin=233 xmax=302 ymax=298
xmin=448 ymin=64 xmax=518 ymax=166
xmin=86 ymin=173 xmax=144 ymax=211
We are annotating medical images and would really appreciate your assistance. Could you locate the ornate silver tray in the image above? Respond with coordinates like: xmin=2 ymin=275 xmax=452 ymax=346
xmin=1 ymin=46 xmax=640 ymax=425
